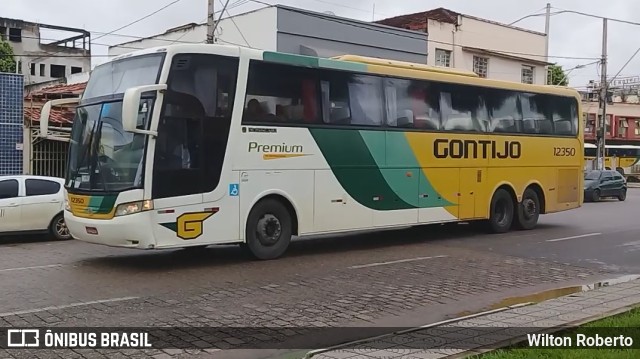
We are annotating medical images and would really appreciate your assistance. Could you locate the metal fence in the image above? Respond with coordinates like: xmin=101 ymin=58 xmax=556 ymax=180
xmin=29 ymin=129 xmax=69 ymax=179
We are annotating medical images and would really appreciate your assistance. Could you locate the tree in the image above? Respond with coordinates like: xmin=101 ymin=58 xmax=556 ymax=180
xmin=548 ymin=64 xmax=569 ymax=86
xmin=0 ymin=40 xmax=16 ymax=73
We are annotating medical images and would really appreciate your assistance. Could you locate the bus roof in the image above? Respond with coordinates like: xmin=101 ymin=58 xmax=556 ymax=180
xmin=332 ymin=55 xmax=480 ymax=78
xmin=108 ymin=44 xmax=581 ymax=99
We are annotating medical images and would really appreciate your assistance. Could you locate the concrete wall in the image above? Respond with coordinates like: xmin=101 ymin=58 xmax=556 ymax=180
xmin=427 ymin=17 xmax=547 ymax=84
xmin=0 ymin=73 xmax=23 ymax=175
xmin=1 ymin=20 xmax=90 ymax=85
xmin=276 ymin=7 xmax=427 ymax=63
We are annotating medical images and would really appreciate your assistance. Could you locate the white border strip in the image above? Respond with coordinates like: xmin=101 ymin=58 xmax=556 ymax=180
xmin=0 ymin=264 xmax=65 ymax=273
xmin=303 ymin=302 xmax=533 ymax=358
xmin=348 ymin=255 xmax=449 ymax=269
xmin=546 ymin=233 xmax=601 ymax=242
xmin=0 ymin=297 xmax=139 ymax=317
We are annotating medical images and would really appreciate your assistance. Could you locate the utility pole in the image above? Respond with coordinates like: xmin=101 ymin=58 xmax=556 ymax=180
xmin=207 ymin=0 xmax=215 ymax=44
xmin=544 ymin=3 xmax=551 ymax=84
xmin=596 ymin=18 xmax=608 ymax=170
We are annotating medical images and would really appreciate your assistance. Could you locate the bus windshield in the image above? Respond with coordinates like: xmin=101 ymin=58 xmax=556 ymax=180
xmin=82 ymin=54 xmax=164 ymax=100
xmin=67 ymin=100 xmax=153 ymax=192
xmin=67 ymin=54 xmax=163 ymax=192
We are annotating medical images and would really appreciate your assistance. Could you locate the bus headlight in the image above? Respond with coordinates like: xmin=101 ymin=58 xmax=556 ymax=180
xmin=64 ymin=198 xmax=71 ymax=211
xmin=115 ymin=200 xmax=153 ymax=217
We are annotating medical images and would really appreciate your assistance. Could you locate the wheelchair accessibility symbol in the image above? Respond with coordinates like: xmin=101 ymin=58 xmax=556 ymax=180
xmin=229 ymin=183 xmax=239 ymax=196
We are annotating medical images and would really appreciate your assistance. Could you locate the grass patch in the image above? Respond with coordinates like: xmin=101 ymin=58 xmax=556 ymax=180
xmin=474 ymin=308 xmax=640 ymax=359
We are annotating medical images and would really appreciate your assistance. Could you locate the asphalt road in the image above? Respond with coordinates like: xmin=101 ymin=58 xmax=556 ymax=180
xmin=0 ymin=190 xmax=638 ymax=358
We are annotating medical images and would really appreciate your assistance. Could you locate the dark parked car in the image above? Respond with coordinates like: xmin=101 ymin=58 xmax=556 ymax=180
xmin=584 ymin=169 xmax=627 ymax=202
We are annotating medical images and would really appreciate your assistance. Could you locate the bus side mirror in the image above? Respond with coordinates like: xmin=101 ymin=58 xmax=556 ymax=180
xmin=122 ymin=84 xmax=167 ymax=136
xmin=39 ymin=97 xmax=80 ymax=138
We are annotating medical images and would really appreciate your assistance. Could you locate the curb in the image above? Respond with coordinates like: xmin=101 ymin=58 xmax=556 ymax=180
xmin=303 ymin=275 xmax=640 ymax=359
xmin=302 ymin=302 xmax=534 ymax=359
xmin=456 ymin=302 xmax=640 ymax=358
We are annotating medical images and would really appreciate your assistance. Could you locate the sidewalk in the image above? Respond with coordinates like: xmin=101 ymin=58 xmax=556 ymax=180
xmin=304 ymin=278 xmax=640 ymax=359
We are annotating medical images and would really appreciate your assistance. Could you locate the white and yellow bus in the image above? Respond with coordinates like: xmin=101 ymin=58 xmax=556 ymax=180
xmin=39 ymin=44 xmax=584 ymax=260
xmin=584 ymin=143 xmax=640 ymax=175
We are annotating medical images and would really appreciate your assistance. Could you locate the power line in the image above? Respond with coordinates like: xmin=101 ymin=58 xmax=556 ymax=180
xmin=26 ymin=0 xmax=186 ymax=63
xmin=219 ymin=0 xmax=252 ymax=47
xmin=607 ymin=47 xmax=640 ymax=87
xmin=93 ymin=0 xmax=185 ymax=42
xmin=551 ymin=6 xmax=640 ymax=27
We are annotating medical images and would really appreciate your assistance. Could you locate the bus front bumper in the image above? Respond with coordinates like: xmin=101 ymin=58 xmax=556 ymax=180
xmin=65 ymin=210 xmax=156 ymax=249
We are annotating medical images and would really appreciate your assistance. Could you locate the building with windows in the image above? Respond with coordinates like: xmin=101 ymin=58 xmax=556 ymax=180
xmin=0 ymin=17 xmax=91 ymax=85
xmin=376 ymin=7 xmax=550 ymax=84
xmin=108 ymin=4 xmax=427 ymax=64
xmin=580 ymin=77 xmax=640 ymax=145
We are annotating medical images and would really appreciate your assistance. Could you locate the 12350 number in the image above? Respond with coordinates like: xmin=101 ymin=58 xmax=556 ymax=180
xmin=553 ymin=147 xmax=576 ymax=156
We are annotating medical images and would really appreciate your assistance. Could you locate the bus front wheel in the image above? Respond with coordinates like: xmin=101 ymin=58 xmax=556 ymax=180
xmin=515 ymin=188 xmax=540 ymax=230
xmin=243 ymin=199 xmax=292 ymax=260
xmin=488 ymin=188 xmax=514 ymax=234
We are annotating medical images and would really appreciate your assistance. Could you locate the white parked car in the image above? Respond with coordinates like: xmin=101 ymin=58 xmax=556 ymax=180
xmin=0 ymin=175 xmax=71 ymax=240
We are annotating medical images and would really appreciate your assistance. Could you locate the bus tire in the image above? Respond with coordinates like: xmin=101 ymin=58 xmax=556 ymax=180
xmin=515 ymin=188 xmax=540 ymax=230
xmin=243 ymin=199 xmax=292 ymax=260
xmin=488 ymin=188 xmax=514 ymax=234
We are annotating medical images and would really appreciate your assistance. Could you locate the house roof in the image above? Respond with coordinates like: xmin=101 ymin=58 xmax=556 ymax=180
xmin=376 ymin=7 xmax=546 ymax=37
xmin=26 ymin=82 xmax=86 ymax=99
xmin=24 ymin=82 xmax=86 ymax=126
xmin=24 ymin=105 xmax=75 ymax=125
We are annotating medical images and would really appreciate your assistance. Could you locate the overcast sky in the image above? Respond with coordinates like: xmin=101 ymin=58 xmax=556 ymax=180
xmin=4 ymin=0 xmax=640 ymax=88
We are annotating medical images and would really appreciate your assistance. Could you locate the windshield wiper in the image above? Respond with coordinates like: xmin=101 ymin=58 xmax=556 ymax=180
xmin=73 ymin=120 xmax=98 ymax=186
xmin=90 ymin=121 xmax=109 ymax=191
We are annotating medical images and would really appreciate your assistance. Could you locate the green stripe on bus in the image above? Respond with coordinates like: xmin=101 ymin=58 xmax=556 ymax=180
xmin=362 ymin=131 xmax=454 ymax=208
xmin=88 ymin=195 xmax=118 ymax=214
xmin=309 ymin=128 xmax=416 ymax=210
xmin=263 ymin=52 xmax=319 ymax=67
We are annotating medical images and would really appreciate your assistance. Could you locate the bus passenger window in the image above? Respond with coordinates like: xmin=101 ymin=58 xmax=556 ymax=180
xmin=243 ymin=61 xmax=320 ymax=125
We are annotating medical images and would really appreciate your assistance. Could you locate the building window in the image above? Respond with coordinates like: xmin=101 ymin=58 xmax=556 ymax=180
xmin=619 ymin=118 xmax=628 ymax=137
xmin=50 ymin=64 xmax=66 ymax=78
xmin=71 ymin=66 xmax=82 ymax=74
xmin=522 ymin=65 xmax=535 ymax=84
xmin=435 ymin=49 xmax=451 ymax=67
xmin=40 ymin=64 xmax=45 ymax=76
xmin=0 ymin=26 xmax=6 ymax=41
xmin=473 ymin=56 xmax=488 ymax=78
xmin=635 ymin=120 xmax=640 ymax=136
xmin=30 ymin=63 xmax=36 ymax=76
xmin=8 ymin=28 xmax=22 ymax=42
xmin=17 ymin=61 xmax=22 ymax=74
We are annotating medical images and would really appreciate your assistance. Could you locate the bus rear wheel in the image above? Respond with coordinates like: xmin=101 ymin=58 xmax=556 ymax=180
xmin=515 ymin=188 xmax=540 ymax=230
xmin=243 ymin=199 xmax=292 ymax=260
xmin=488 ymin=188 xmax=514 ymax=234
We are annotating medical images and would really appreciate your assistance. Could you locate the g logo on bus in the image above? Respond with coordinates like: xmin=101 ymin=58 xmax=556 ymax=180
xmin=160 ymin=209 xmax=219 ymax=240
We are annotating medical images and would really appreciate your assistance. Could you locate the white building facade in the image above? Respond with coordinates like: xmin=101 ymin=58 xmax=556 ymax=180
xmin=1 ymin=17 xmax=91 ymax=85
xmin=377 ymin=8 xmax=550 ymax=85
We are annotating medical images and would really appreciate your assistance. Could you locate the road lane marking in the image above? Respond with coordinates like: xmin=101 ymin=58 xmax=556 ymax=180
xmin=546 ymin=233 xmax=602 ymax=242
xmin=348 ymin=255 xmax=448 ymax=269
xmin=0 ymin=297 xmax=139 ymax=317
xmin=0 ymin=264 xmax=65 ymax=273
